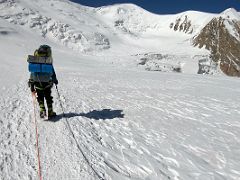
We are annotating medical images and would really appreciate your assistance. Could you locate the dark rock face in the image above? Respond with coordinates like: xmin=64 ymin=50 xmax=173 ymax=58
xmin=193 ymin=17 xmax=240 ymax=76
xmin=170 ymin=15 xmax=193 ymax=34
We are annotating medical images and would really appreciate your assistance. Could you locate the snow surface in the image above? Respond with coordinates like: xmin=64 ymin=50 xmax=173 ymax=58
xmin=221 ymin=8 xmax=240 ymax=21
xmin=1 ymin=1 xmax=240 ymax=180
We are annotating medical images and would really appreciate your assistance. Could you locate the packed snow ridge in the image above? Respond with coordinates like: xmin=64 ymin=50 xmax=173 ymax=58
xmin=221 ymin=8 xmax=240 ymax=20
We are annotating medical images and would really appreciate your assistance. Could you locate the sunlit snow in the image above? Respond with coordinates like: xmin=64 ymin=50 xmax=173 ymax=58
xmin=0 ymin=1 xmax=240 ymax=180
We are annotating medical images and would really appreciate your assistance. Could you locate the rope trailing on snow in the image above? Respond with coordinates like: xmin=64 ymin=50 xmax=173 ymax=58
xmin=55 ymin=85 xmax=104 ymax=180
xmin=32 ymin=93 xmax=43 ymax=180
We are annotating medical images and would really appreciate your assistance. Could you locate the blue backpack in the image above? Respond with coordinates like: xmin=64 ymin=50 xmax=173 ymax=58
xmin=28 ymin=56 xmax=53 ymax=74
xmin=27 ymin=45 xmax=55 ymax=82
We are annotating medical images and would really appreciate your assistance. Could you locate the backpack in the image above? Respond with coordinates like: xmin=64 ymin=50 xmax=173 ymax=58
xmin=27 ymin=45 xmax=55 ymax=82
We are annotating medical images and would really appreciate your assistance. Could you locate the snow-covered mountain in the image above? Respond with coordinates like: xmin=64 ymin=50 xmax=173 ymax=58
xmin=193 ymin=8 xmax=240 ymax=76
xmin=1 ymin=0 xmax=240 ymax=180
xmin=2 ymin=0 xmax=240 ymax=75
xmin=0 ymin=0 xmax=111 ymax=52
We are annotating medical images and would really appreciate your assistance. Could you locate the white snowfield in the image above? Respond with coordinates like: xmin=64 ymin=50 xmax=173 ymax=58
xmin=0 ymin=0 xmax=240 ymax=180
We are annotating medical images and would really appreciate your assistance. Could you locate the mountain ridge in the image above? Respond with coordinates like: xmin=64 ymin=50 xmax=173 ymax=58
xmin=0 ymin=0 xmax=239 ymax=76
xmin=193 ymin=8 xmax=240 ymax=76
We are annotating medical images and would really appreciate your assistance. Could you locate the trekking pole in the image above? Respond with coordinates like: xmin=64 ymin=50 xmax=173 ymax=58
xmin=55 ymin=85 xmax=66 ymax=117
xmin=31 ymin=92 xmax=43 ymax=180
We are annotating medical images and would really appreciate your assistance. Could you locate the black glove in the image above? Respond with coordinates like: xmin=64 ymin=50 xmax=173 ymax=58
xmin=28 ymin=80 xmax=35 ymax=92
xmin=54 ymin=79 xmax=58 ymax=85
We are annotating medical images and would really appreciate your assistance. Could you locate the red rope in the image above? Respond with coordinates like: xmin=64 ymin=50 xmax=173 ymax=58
xmin=32 ymin=93 xmax=43 ymax=180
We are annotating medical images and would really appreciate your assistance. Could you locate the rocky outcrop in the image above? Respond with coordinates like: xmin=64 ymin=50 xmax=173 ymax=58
xmin=170 ymin=15 xmax=193 ymax=34
xmin=193 ymin=16 xmax=240 ymax=76
xmin=136 ymin=53 xmax=182 ymax=72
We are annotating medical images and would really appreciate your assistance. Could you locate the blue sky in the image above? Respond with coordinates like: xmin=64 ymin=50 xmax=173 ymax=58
xmin=70 ymin=0 xmax=240 ymax=14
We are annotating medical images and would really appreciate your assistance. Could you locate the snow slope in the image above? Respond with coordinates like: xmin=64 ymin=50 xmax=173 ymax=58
xmin=0 ymin=0 xmax=217 ymax=74
xmin=1 ymin=1 xmax=240 ymax=180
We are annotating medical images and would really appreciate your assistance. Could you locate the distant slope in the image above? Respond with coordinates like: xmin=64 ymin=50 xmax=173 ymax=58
xmin=1 ymin=0 xmax=240 ymax=76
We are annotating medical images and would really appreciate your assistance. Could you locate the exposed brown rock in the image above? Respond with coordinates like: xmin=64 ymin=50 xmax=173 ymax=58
xmin=193 ymin=17 xmax=240 ymax=76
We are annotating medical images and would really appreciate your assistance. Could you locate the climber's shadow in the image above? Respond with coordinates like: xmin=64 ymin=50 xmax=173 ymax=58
xmin=47 ymin=109 xmax=124 ymax=122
